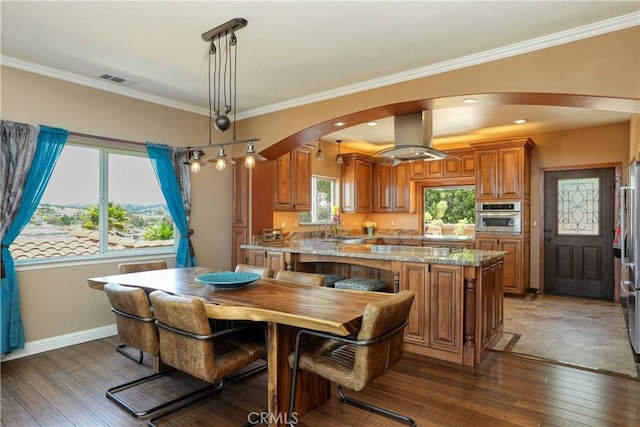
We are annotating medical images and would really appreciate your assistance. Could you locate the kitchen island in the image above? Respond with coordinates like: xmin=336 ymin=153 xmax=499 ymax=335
xmin=241 ymin=242 xmax=505 ymax=366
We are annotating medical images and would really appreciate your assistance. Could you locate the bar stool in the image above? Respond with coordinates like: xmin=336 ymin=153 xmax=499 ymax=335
xmin=334 ymin=277 xmax=387 ymax=291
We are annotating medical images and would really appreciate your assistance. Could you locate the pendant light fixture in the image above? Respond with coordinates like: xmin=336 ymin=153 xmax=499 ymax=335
xmin=234 ymin=141 xmax=266 ymax=169
xmin=315 ymin=139 xmax=325 ymax=160
xmin=186 ymin=149 xmax=209 ymax=173
xmin=182 ymin=18 xmax=263 ymax=173
xmin=335 ymin=139 xmax=344 ymax=164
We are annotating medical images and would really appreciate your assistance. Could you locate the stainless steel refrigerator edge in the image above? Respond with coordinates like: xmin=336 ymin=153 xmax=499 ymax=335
xmin=621 ymin=160 xmax=639 ymax=354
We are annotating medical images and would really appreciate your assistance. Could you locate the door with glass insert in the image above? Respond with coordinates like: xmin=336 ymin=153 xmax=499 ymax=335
xmin=543 ymin=168 xmax=615 ymax=299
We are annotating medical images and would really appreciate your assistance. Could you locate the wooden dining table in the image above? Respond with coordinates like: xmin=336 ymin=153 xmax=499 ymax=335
xmin=87 ymin=267 xmax=393 ymax=425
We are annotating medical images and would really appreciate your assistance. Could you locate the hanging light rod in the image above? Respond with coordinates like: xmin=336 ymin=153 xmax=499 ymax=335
xmin=189 ymin=137 xmax=261 ymax=150
xmin=201 ymin=18 xmax=248 ymax=41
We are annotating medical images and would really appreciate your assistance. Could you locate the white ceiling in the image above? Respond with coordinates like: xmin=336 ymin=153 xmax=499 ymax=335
xmin=2 ymin=1 xmax=639 ymax=149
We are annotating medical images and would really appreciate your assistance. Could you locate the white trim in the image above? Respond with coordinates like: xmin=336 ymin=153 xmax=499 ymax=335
xmin=1 ymin=13 xmax=638 ymax=120
xmin=0 ymin=324 xmax=117 ymax=362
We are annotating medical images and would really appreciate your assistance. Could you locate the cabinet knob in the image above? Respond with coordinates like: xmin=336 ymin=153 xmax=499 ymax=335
xmin=545 ymin=237 xmax=552 ymax=241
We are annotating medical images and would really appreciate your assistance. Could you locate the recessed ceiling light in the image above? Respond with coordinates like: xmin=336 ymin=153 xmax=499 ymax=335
xmin=513 ymin=119 xmax=527 ymax=124
xmin=367 ymin=121 xmax=378 ymax=126
xmin=463 ymin=98 xmax=478 ymax=104
xmin=334 ymin=121 xmax=346 ymax=127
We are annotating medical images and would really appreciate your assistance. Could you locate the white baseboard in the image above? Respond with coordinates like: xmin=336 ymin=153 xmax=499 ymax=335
xmin=0 ymin=324 xmax=117 ymax=362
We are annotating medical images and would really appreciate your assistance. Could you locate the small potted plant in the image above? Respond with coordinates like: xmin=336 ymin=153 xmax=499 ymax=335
xmin=362 ymin=221 xmax=377 ymax=237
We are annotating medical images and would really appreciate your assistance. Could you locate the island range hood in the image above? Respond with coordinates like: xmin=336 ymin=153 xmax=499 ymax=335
xmin=373 ymin=110 xmax=448 ymax=164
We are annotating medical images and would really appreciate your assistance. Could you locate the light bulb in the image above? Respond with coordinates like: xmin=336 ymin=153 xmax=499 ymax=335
xmin=215 ymin=158 xmax=227 ymax=171
xmin=245 ymin=155 xmax=256 ymax=169
xmin=191 ymin=162 xmax=201 ymax=173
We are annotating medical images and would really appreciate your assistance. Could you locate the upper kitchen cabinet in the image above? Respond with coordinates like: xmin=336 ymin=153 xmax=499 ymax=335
xmin=274 ymin=146 xmax=312 ymax=211
xmin=373 ymin=162 xmax=410 ymax=212
xmin=341 ymin=153 xmax=373 ymax=213
xmin=410 ymin=148 xmax=475 ymax=181
xmin=471 ymin=138 xmax=534 ymax=201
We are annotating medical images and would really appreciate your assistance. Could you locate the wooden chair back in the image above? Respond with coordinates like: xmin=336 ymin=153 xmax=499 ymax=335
xmin=275 ymin=270 xmax=326 ymax=286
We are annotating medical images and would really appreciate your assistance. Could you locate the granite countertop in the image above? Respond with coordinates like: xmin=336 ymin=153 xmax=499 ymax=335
xmin=241 ymin=242 xmax=505 ymax=267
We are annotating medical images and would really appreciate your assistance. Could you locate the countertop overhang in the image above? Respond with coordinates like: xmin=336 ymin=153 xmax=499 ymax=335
xmin=241 ymin=242 xmax=505 ymax=267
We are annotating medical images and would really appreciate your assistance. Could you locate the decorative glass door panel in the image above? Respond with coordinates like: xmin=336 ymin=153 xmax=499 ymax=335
xmin=557 ymin=177 xmax=600 ymax=236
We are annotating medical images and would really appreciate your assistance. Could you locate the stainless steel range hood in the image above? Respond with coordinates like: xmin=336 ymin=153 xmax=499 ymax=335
xmin=373 ymin=110 xmax=448 ymax=164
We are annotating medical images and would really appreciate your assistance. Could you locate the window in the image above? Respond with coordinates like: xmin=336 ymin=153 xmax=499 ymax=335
xmin=299 ymin=176 xmax=338 ymax=224
xmin=423 ymin=186 xmax=475 ymax=235
xmin=11 ymin=140 xmax=175 ymax=262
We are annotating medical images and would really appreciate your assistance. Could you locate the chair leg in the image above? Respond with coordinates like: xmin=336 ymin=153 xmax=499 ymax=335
xmin=107 ymin=372 xmax=221 ymax=418
xmin=338 ymin=386 xmax=416 ymax=427
xmin=147 ymin=380 xmax=224 ymax=427
xmin=228 ymin=360 xmax=268 ymax=384
xmin=117 ymin=344 xmax=144 ymax=364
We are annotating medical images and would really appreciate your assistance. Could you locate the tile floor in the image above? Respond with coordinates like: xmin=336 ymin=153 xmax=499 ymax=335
xmin=491 ymin=293 xmax=639 ymax=377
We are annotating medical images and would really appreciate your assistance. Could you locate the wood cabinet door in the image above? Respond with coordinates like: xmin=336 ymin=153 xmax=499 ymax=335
xmin=341 ymin=160 xmax=356 ymax=213
xmin=429 ymin=264 xmax=463 ymax=353
xmin=393 ymin=163 xmax=410 ymax=212
xmin=499 ymin=238 xmax=522 ymax=294
xmin=498 ymin=147 xmax=523 ymax=199
xmin=274 ymin=152 xmax=294 ymax=210
xmin=266 ymin=252 xmax=285 ymax=273
xmin=426 ymin=159 xmax=444 ymax=178
xmin=443 ymin=157 xmax=461 ymax=177
xmin=293 ymin=148 xmax=311 ymax=211
xmin=250 ymin=250 xmax=267 ymax=267
xmin=480 ymin=263 xmax=504 ymax=348
xmin=476 ymin=236 xmax=523 ymax=294
xmin=373 ymin=163 xmax=392 ymax=212
xmin=475 ymin=149 xmax=499 ymax=200
xmin=401 ymin=262 xmax=429 ymax=347
xmin=274 ymin=149 xmax=311 ymax=211
xmin=355 ymin=160 xmax=373 ymax=212
xmin=410 ymin=161 xmax=427 ymax=180
xmin=460 ymin=153 xmax=476 ymax=176
xmin=232 ymin=227 xmax=248 ymax=267
xmin=475 ymin=237 xmax=497 ymax=252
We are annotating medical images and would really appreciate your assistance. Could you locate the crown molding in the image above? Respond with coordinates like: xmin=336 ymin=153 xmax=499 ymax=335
xmin=2 ymin=12 xmax=638 ymax=120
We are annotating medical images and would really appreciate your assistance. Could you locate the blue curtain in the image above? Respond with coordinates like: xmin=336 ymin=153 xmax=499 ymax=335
xmin=1 ymin=125 xmax=68 ymax=354
xmin=146 ymin=143 xmax=196 ymax=267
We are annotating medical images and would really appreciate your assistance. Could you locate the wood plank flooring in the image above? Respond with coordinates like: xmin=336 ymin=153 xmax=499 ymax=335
xmin=2 ymin=335 xmax=640 ymax=426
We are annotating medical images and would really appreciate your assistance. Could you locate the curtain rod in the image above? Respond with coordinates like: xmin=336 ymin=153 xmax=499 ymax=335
xmin=69 ymin=131 xmax=261 ymax=150
xmin=69 ymin=131 xmax=146 ymax=148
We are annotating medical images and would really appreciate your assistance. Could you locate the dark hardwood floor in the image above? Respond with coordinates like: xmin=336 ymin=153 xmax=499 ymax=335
xmin=2 ymin=335 xmax=640 ymax=426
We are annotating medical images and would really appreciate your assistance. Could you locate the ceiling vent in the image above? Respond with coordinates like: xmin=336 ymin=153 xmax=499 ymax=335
xmin=99 ymin=74 xmax=135 ymax=85
xmin=373 ymin=111 xmax=448 ymax=164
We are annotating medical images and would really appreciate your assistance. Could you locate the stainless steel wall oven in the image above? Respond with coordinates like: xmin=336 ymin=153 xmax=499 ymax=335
xmin=476 ymin=201 xmax=522 ymax=234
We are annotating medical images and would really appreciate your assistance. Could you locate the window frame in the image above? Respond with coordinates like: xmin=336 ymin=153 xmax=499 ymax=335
xmin=300 ymin=175 xmax=339 ymax=225
xmin=13 ymin=138 xmax=177 ymax=268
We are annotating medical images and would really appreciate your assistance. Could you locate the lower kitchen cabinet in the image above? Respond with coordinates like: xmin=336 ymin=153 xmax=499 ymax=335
xmin=401 ymin=262 xmax=463 ymax=363
xmin=250 ymin=250 xmax=286 ymax=273
xmin=476 ymin=236 xmax=529 ymax=296
xmin=480 ymin=260 xmax=504 ymax=348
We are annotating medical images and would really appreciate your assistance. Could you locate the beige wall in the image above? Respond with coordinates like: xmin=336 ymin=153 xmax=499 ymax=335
xmin=1 ymin=26 xmax=638 ymax=349
xmin=528 ymin=122 xmax=629 ymax=287
xmin=1 ymin=67 xmax=234 ymax=342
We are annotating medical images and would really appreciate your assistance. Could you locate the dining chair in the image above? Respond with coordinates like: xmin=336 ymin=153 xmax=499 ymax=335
xmin=234 ymin=263 xmax=274 ymax=278
xmin=104 ymin=283 xmax=211 ymax=418
xmin=147 ymin=290 xmax=267 ymax=426
xmin=275 ymin=270 xmax=326 ymax=286
xmin=287 ymin=290 xmax=416 ymax=426
xmin=118 ymin=260 xmax=168 ymax=274
xmin=115 ymin=260 xmax=168 ymax=363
